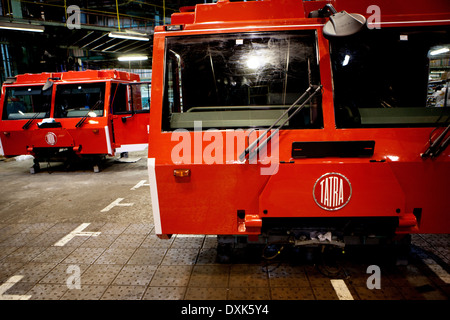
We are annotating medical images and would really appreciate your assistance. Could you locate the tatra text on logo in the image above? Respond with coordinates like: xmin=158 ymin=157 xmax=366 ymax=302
xmin=45 ymin=132 xmax=57 ymax=146
xmin=313 ymin=173 xmax=352 ymax=211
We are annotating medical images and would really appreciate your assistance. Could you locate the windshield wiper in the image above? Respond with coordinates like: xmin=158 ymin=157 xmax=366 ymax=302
xmin=239 ymin=84 xmax=322 ymax=162
xmin=421 ymin=123 xmax=450 ymax=159
xmin=433 ymin=131 xmax=450 ymax=158
xmin=75 ymin=100 xmax=103 ymax=128
xmin=22 ymin=111 xmax=42 ymax=130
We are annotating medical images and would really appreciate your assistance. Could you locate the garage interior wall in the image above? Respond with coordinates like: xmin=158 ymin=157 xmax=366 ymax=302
xmin=0 ymin=0 xmax=204 ymax=85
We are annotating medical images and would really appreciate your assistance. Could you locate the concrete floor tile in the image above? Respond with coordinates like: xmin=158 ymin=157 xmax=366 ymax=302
xmin=0 ymin=262 xmax=27 ymax=283
xmin=140 ymin=234 xmax=174 ymax=249
xmin=150 ymin=265 xmax=192 ymax=287
xmin=31 ymin=246 xmax=75 ymax=264
xmin=109 ymin=234 xmax=146 ymax=249
xmin=189 ymin=265 xmax=230 ymax=287
xmin=123 ymin=223 xmax=153 ymax=235
xmin=268 ymin=265 xmax=309 ymax=287
xmin=271 ymin=287 xmax=315 ymax=300
xmin=62 ymin=247 xmax=105 ymax=265
xmin=196 ymin=248 xmax=219 ymax=265
xmin=100 ymin=285 xmax=146 ymax=300
xmin=2 ymin=246 xmax=46 ymax=264
xmin=172 ymin=235 xmax=205 ymax=249
xmin=39 ymin=263 xmax=90 ymax=285
xmin=185 ymin=287 xmax=228 ymax=300
xmin=81 ymin=264 xmax=123 ymax=285
xmin=24 ymin=232 xmax=71 ymax=247
xmin=0 ymin=246 xmax=19 ymax=261
xmin=228 ymin=287 xmax=270 ymax=300
xmin=143 ymin=286 xmax=186 ymax=300
xmin=229 ymin=265 xmax=269 ymax=288
xmin=94 ymin=248 xmax=135 ymax=265
xmin=45 ymin=223 xmax=86 ymax=234
xmin=20 ymin=223 xmax=55 ymax=234
xmin=28 ymin=284 xmax=68 ymax=300
xmin=127 ymin=248 xmax=166 ymax=265
xmin=161 ymin=248 xmax=199 ymax=265
xmin=0 ymin=233 xmax=39 ymax=247
xmin=312 ymin=285 xmax=339 ymax=300
xmin=14 ymin=262 xmax=57 ymax=284
xmin=112 ymin=265 xmax=157 ymax=286
xmin=353 ymin=285 xmax=403 ymax=300
xmin=96 ymin=223 xmax=129 ymax=235
xmin=203 ymin=236 xmax=218 ymax=249
xmin=1 ymin=280 xmax=35 ymax=296
xmin=80 ymin=234 xmax=118 ymax=248
xmin=62 ymin=285 xmax=108 ymax=300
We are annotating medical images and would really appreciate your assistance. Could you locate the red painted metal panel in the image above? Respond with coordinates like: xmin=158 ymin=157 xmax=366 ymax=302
xmin=148 ymin=0 xmax=450 ymax=238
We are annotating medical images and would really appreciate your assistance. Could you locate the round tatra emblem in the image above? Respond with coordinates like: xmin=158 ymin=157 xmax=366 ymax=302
xmin=313 ymin=173 xmax=352 ymax=211
xmin=45 ymin=132 xmax=57 ymax=146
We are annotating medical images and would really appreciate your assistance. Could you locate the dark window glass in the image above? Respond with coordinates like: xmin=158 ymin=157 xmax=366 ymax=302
xmin=331 ymin=26 xmax=450 ymax=128
xmin=54 ymin=83 xmax=105 ymax=118
xmin=111 ymin=83 xmax=128 ymax=114
xmin=163 ymin=31 xmax=322 ymax=131
xmin=111 ymin=83 xmax=150 ymax=114
xmin=2 ymin=86 xmax=51 ymax=120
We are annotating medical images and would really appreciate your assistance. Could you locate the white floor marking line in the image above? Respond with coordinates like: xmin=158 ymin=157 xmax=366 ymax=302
xmin=100 ymin=197 xmax=134 ymax=212
xmin=53 ymin=223 xmax=101 ymax=247
xmin=331 ymin=279 xmax=354 ymax=300
xmin=422 ymin=258 xmax=450 ymax=284
xmin=131 ymin=180 xmax=149 ymax=190
xmin=0 ymin=275 xmax=32 ymax=300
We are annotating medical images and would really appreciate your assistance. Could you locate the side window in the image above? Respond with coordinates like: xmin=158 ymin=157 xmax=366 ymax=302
xmin=330 ymin=26 xmax=450 ymax=128
xmin=111 ymin=83 xmax=129 ymax=114
xmin=427 ymin=45 xmax=450 ymax=108
xmin=130 ymin=83 xmax=151 ymax=113
xmin=111 ymin=83 xmax=150 ymax=114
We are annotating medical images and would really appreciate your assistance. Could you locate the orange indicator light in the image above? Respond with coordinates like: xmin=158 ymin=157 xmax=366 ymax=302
xmin=173 ymin=169 xmax=191 ymax=177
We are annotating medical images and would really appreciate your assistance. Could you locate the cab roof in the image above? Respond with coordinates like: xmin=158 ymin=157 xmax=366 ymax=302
xmin=7 ymin=69 xmax=139 ymax=85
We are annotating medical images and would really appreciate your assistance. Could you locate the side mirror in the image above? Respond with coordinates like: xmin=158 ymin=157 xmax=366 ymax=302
xmin=323 ymin=10 xmax=367 ymax=38
xmin=42 ymin=78 xmax=54 ymax=91
xmin=42 ymin=77 xmax=61 ymax=91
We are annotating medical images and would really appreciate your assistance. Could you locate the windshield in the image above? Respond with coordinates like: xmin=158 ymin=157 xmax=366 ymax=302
xmin=54 ymin=82 xmax=105 ymax=118
xmin=162 ymin=31 xmax=322 ymax=131
xmin=2 ymin=86 xmax=51 ymax=120
xmin=331 ymin=26 xmax=450 ymax=128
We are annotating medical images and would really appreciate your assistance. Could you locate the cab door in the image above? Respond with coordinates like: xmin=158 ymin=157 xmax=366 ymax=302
xmin=110 ymin=82 xmax=151 ymax=154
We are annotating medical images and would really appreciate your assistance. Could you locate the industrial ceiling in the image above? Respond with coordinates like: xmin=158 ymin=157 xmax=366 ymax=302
xmin=0 ymin=0 xmax=203 ymax=81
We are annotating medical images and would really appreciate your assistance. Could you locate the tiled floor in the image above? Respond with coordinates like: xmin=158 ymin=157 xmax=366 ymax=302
xmin=0 ymin=222 xmax=449 ymax=300
xmin=0 ymin=153 xmax=449 ymax=300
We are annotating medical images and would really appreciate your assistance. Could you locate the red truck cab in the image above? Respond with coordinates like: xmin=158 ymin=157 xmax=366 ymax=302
xmin=0 ymin=69 xmax=150 ymax=172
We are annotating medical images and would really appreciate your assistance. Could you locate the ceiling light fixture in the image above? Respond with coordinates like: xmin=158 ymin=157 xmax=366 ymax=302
xmin=108 ymin=31 xmax=149 ymax=41
xmin=118 ymin=55 xmax=148 ymax=62
xmin=430 ymin=48 xmax=450 ymax=56
xmin=0 ymin=21 xmax=44 ymax=32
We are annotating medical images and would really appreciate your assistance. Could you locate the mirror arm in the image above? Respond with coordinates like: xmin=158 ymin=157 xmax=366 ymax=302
xmin=322 ymin=4 xmax=338 ymax=15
